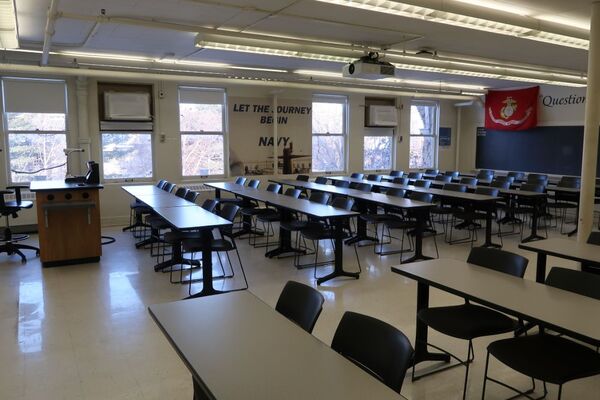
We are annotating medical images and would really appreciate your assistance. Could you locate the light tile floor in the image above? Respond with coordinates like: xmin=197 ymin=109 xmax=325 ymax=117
xmin=0 ymin=220 xmax=598 ymax=400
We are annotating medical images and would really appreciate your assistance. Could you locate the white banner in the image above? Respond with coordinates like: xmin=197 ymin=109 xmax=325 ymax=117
xmin=537 ymin=85 xmax=587 ymax=126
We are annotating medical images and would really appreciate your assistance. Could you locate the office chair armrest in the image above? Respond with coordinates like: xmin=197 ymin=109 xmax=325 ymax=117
xmin=6 ymin=185 xmax=27 ymax=204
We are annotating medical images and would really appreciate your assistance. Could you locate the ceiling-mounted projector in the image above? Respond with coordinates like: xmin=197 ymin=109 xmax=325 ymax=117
xmin=342 ymin=52 xmax=395 ymax=80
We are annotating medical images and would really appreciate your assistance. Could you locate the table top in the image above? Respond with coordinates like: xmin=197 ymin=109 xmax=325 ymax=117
xmin=148 ymin=291 xmax=405 ymax=400
xmin=134 ymin=194 xmax=196 ymax=208
xmin=205 ymin=182 xmax=247 ymax=192
xmin=152 ymin=206 xmax=232 ymax=230
xmin=227 ymin=187 xmax=359 ymax=219
xmin=519 ymin=238 xmax=600 ymax=264
xmin=273 ymin=179 xmax=433 ymax=210
xmin=30 ymin=180 xmax=104 ymax=191
xmin=392 ymin=259 xmax=600 ymax=344
xmin=122 ymin=185 xmax=168 ymax=197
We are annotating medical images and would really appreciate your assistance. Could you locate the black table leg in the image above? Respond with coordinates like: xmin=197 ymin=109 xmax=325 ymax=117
xmin=535 ymin=253 xmax=547 ymax=283
xmin=345 ymin=201 xmax=378 ymax=245
xmin=154 ymin=242 xmax=201 ymax=272
xmin=187 ymin=230 xmax=224 ymax=298
xmin=317 ymin=219 xmax=360 ymax=285
xmin=413 ymin=282 xmax=451 ymax=371
xmin=265 ymin=209 xmax=306 ymax=258
xmin=568 ymin=203 xmax=579 ymax=237
xmin=402 ymin=209 xmax=434 ymax=264
xmin=522 ymin=199 xmax=545 ymax=243
xmin=481 ymin=202 xmax=502 ymax=248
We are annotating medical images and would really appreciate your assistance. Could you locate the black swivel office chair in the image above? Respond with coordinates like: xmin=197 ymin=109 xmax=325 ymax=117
xmin=332 ymin=311 xmax=414 ymax=393
xmin=275 ymin=281 xmax=325 ymax=334
xmin=482 ymin=267 xmax=600 ymax=400
xmin=416 ymin=247 xmax=528 ymax=400
xmin=0 ymin=186 xmax=40 ymax=262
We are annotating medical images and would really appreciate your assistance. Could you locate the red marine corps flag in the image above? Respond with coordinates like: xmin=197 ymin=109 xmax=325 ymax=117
xmin=485 ymin=86 xmax=539 ymax=131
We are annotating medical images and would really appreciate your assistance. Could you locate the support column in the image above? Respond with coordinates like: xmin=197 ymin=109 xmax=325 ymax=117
xmin=578 ymin=1 xmax=600 ymax=241
xmin=75 ymin=77 xmax=91 ymax=173
xmin=273 ymin=94 xmax=278 ymax=176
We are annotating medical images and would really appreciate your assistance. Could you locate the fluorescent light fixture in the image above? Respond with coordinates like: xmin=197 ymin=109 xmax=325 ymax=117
xmin=0 ymin=0 xmax=19 ymax=48
xmin=198 ymin=42 xmax=354 ymax=63
xmin=293 ymin=69 xmax=342 ymax=77
xmin=315 ymin=0 xmax=589 ymax=50
xmin=451 ymin=0 xmax=529 ymax=16
xmin=461 ymin=91 xmax=485 ymax=96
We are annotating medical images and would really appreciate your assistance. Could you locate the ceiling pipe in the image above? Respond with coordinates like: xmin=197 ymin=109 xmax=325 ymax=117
xmin=0 ymin=62 xmax=474 ymax=100
xmin=41 ymin=0 xmax=60 ymax=65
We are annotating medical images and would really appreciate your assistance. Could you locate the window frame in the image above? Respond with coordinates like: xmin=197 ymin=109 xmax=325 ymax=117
xmin=363 ymin=128 xmax=395 ymax=172
xmin=178 ymin=86 xmax=228 ymax=180
xmin=1 ymin=77 xmax=69 ymax=184
xmin=311 ymin=94 xmax=348 ymax=174
xmin=100 ymin=130 xmax=155 ymax=182
xmin=409 ymin=100 xmax=440 ymax=170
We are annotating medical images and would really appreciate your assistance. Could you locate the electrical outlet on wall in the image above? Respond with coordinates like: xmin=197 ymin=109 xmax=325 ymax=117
xmin=159 ymin=133 xmax=166 ymax=143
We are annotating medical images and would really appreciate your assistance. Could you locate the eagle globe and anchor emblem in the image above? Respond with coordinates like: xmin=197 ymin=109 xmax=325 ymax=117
xmin=488 ymin=95 xmax=533 ymax=127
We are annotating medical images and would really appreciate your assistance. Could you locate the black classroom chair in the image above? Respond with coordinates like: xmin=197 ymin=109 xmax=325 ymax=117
xmin=275 ymin=281 xmax=325 ymax=334
xmin=0 ymin=186 xmax=40 ymax=262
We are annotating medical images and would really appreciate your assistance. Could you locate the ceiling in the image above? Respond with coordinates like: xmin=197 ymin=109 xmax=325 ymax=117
xmin=7 ymin=0 xmax=597 ymax=92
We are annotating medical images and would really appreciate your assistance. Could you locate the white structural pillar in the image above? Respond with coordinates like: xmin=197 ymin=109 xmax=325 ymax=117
xmin=273 ymin=94 xmax=279 ymax=176
xmin=578 ymin=1 xmax=600 ymax=241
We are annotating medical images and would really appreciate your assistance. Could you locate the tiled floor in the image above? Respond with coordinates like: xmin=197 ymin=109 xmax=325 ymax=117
xmin=0 ymin=219 xmax=598 ymax=399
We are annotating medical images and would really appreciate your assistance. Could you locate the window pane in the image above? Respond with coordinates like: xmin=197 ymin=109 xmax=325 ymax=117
xmin=8 ymin=133 xmax=67 ymax=182
xmin=312 ymin=135 xmax=344 ymax=172
xmin=410 ymin=105 xmax=436 ymax=136
xmin=101 ymin=133 xmax=153 ymax=179
xmin=6 ymin=112 xmax=66 ymax=131
xmin=179 ymin=103 xmax=223 ymax=132
xmin=364 ymin=136 xmax=392 ymax=170
xmin=181 ymin=135 xmax=224 ymax=176
xmin=409 ymin=136 xmax=436 ymax=169
xmin=312 ymin=102 xmax=344 ymax=134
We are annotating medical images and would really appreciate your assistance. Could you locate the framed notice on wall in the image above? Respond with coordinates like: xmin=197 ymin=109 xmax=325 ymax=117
xmin=439 ymin=127 xmax=451 ymax=146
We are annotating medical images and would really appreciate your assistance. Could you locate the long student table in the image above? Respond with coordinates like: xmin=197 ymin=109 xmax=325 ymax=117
xmin=519 ymin=238 xmax=600 ymax=283
xmin=272 ymin=178 xmax=436 ymax=263
xmin=205 ymin=183 xmax=359 ymax=284
xmin=391 ymin=259 xmax=600 ymax=373
xmin=149 ymin=291 xmax=406 ymax=400
xmin=327 ymin=176 xmax=502 ymax=248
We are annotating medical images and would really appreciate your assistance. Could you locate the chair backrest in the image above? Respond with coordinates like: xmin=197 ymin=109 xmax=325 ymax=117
xmin=201 ymin=199 xmax=218 ymax=213
xmin=409 ymin=191 xmax=433 ymax=203
xmin=389 ymin=170 xmax=404 ymax=177
xmin=219 ymin=204 xmax=240 ymax=222
xmin=460 ymin=177 xmax=478 ymax=186
xmin=174 ymin=187 xmax=188 ymax=198
xmin=444 ymin=171 xmax=460 ymax=178
xmin=528 ymin=173 xmax=548 ymax=182
xmin=309 ymin=192 xmax=330 ymax=205
xmin=334 ymin=180 xmax=350 ymax=188
xmin=467 ymin=247 xmax=528 ymax=277
xmin=587 ymin=231 xmax=600 ymax=245
xmin=386 ymin=188 xmax=406 ymax=198
xmin=162 ymin=182 xmax=176 ymax=193
xmin=156 ymin=179 xmax=167 ymax=189
xmin=184 ymin=190 xmax=200 ymax=203
xmin=425 ymin=169 xmax=439 ymax=175
xmin=392 ymin=177 xmax=409 ymax=186
xmin=331 ymin=311 xmax=414 ymax=393
xmin=266 ymin=183 xmax=281 ymax=193
xmin=507 ymin=171 xmax=525 ymax=181
xmin=443 ymin=183 xmax=467 ymax=193
xmin=558 ymin=176 xmax=581 ymax=188
xmin=414 ymin=179 xmax=431 ymax=188
xmin=234 ymin=177 xmax=247 ymax=185
xmin=435 ymin=175 xmax=452 ymax=183
xmin=366 ymin=174 xmax=382 ymax=182
xmin=475 ymin=187 xmax=499 ymax=197
xmin=296 ymin=174 xmax=310 ymax=182
xmin=275 ymin=281 xmax=325 ymax=333
xmin=520 ymin=183 xmax=544 ymax=193
xmin=350 ymin=173 xmax=365 ymax=180
xmin=315 ymin=176 xmax=328 ymax=184
xmin=491 ymin=180 xmax=511 ymax=189
xmin=284 ymin=188 xmax=302 ymax=198
xmin=407 ymin=172 xmax=423 ymax=179
xmin=247 ymin=179 xmax=260 ymax=189
xmin=331 ymin=196 xmax=354 ymax=210
xmin=545 ymin=267 xmax=600 ymax=300
xmin=355 ymin=183 xmax=372 ymax=192
xmin=477 ymin=170 xmax=495 ymax=179
xmin=494 ymin=175 xmax=515 ymax=184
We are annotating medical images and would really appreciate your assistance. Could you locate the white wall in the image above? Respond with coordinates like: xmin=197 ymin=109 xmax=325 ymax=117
xmin=0 ymin=72 xmax=459 ymax=227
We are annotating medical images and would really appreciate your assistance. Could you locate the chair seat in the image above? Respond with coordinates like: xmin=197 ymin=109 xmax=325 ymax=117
xmin=241 ymin=207 xmax=273 ymax=216
xmin=418 ymin=303 xmax=517 ymax=340
xmin=360 ymin=213 xmax=391 ymax=223
xmin=164 ymin=231 xmax=204 ymax=244
xmin=257 ymin=210 xmax=281 ymax=222
xmin=384 ymin=216 xmax=416 ymax=230
xmin=182 ymin=238 xmax=234 ymax=252
xmin=301 ymin=226 xmax=349 ymax=241
xmin=488 ymin=334 xmax=600 ymax=385
xmin=216 ymin=197 xmax=243 ymax=205
xmin=3 ymin=200 xmax=33 ymax=209
xmin=281 ymin=220 xmax=310 ymax=231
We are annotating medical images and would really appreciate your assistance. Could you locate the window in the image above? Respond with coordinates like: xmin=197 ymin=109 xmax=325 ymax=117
xmin=101 ymin=132 xmax=153 ymax=180
xmin=179 ymin=87 xmax=226 ymax=177
xmin=312 ymin=95 xmax=347 ymax=172
xmin=364 ymin=129 xmax=393 ymax=171
xmin=409 ymin=102 xmax=439 ymax=169
xmin=1 ymin=78 xmax=68 ymax=183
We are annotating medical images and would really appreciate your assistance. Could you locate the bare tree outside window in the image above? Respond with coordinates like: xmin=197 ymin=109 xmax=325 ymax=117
xmin=101 ymin=133 xmax=153 ymax=180
xmin=409 ymin=103 xmax=438 ymax=169
xmin=364 ymin=136 xmax=392 ymax=170
xmin=312 ymin=98 xmax=346 ymax=172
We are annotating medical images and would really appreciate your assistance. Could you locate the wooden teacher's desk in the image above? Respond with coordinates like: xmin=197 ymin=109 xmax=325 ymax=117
xmin=30 ymin=181 xmax=103 ymax=267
